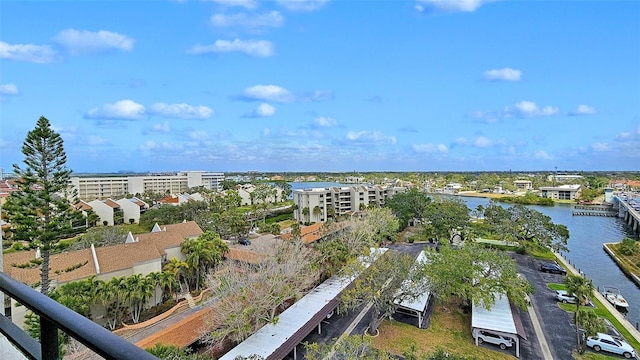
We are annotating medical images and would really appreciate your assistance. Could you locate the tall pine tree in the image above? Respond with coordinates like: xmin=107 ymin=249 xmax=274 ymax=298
xmin=4 ymin=116 xmax=82 ymax=295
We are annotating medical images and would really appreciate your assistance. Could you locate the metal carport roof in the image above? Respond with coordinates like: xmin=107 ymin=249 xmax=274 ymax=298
xmin=220 ymin=248 xmax=388 ymax=360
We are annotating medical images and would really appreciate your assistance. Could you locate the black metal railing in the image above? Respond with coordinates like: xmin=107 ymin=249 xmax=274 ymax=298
xmin=0 ymin=271 xmax=158 ymax=360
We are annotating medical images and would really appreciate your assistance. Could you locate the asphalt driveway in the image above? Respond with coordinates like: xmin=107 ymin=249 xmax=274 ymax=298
xmin=514 ymin=253 xmax=577 ymax=359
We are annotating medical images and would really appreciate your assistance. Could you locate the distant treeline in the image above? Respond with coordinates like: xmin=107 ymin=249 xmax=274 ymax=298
xmin=495 ymin=193 xmax=555 ymax=206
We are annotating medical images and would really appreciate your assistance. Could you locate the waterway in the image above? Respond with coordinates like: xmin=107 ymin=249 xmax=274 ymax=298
xmin=290 ymin=183 xmax=640 ymax=325
xmin=459 ymin=196 xmax=640 ymax=327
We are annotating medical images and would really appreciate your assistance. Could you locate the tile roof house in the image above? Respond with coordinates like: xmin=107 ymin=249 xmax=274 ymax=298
xmin=3 ymin=221 xmax=204 ymax=329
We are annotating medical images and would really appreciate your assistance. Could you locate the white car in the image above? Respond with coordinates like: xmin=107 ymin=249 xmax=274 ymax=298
xmin=586 ymin=333 xmax=637 ymax=359
xmin=472 ymin=329 xmax=514 ymax=350
xmin=555 ymin=290 xmax=576 ymax=304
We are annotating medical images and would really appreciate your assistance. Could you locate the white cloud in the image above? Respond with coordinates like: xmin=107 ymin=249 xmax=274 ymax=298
xmin=189 ymin=39 xmax=274 ymax=57
xmin=506 ymin=101 xmax=558 ymax=118
xmin=139 ymin=140 xmax=183 ymax=152
xmin=534 ymin=150 xmax=552 ymax=160
xmin=569 ymin=104 xmax=596 ymax=116
xmin=0 ymin=83 xmax=19 ymax=95
xmin=412 ymin=143 xmax=448 ymax=153
xmin=211 ymin=11 xmax=284 ymax=31
xmin=149 ymin=103 xmax=213 ymax=119
xmin=148 ymin=121 xmax=171 ymax=133
xmin=85 ymin=99 xmax=147 ymax=120
xmin=87 ymin=135 xmax=107 ymax=146
xmin=455 ymin=136 xmax=494 ymax=148
xmin=346 ymin=130 xmax=397 ymax=144
xmin=482 ymin=67 xmax=521 ymax=81
xmin=53 ymin=29 xmax=134 ymax=55
xmin=415 ymin=0 xmax=493 ymax=12
xmin=245 ymin=103 xmax=276 ymax=117
xmin=242 ymin=84 xmax=293 ymax=103
xmin=277 ymin=0 xmax=329 ymax=11
xmin=189 ymin=130 xmax=209 ymax=140
xmin=591 ymin=142 xmax=610 ymax=152
xmin=300 ymin=90 xmax=333 ymax=102
xmin=210 ymin=0 xmax=258 ymax=9
xmin=472 ymin=100 xmax=560 ymax=122
xmin=0 ymin=41 xmax=57 ymax=63
xmin=312 ymin=116 xmax=337 ymax=128
xmin=256 ymin=103 xmax=276 ymax=117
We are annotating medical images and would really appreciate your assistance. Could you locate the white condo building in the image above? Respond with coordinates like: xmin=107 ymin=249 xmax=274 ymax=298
xmin=68 ymin=171 xmax=224 ymax=200
xmin=293 ymin=185 xmax=405 ymax=223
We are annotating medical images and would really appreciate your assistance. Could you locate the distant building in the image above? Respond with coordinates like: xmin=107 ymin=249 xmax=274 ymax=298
xmin=513 ymin=180 xmax=533 ymax=191
xmin=68 ymin=171 xmax=224 ymax=200
xmin=444 ymin=183 xmax=463 ymax=193
xmin=540 ymin=184 xmax=582 ymax=200
xmin=293 ymin=185 xmax=405 ymax=223
xmin=547 ymin=174 xmax=583 ymax=182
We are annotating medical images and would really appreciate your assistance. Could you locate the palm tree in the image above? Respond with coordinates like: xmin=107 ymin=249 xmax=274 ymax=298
xmin=302 ymin=207 xmax=310 ymax=223
xmin=159 ymin=270 xmax=179 ymax=301
xmin=313 ymin=205 xmax=322 ymax=222
xmin=164 ymin=257 xmax=190 ymax=294
xmin=575 ymin=308 xmax=606 ymax=351
xmin=326 ymin=205 xmax=335 ymax=220
xmin=125 ymin=274 xmax=155 ymax=324
xmin=565 ymin=274 xmax=594 ymax=352
xmin=181 ymin=232 xmax=229 ymax=291
xmin=146 ymin=272 xmax=162 ymax=306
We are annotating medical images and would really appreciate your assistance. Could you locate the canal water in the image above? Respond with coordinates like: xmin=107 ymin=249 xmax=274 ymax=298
xmin=460 ymin=196 xmax=640 ymax=327
xmin=290 ymin=183 xmax=640 ymax=325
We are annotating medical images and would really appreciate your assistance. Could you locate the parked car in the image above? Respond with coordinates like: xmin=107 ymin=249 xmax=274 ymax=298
xmin=586 ymin=332 xmax=637 ymax=359
xmin=555 ymin=290 xmax=576 ymax=304
xmin=238 ymin=238 xmax=251 ymax=245
xmin=539 ymin=262 xmax=567 ymax=275
xmin=472 ymin=329 xmax=514 ymax=350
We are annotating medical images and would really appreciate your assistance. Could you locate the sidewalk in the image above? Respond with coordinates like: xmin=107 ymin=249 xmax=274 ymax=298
xmin=554 ymin=252 xmax=640 ymax=342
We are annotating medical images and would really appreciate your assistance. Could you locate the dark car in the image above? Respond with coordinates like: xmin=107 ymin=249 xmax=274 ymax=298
xmin=539 ymin=262 xmax=567 ymax=275
xmin=238 ymin=238 xmax=251 ymax=246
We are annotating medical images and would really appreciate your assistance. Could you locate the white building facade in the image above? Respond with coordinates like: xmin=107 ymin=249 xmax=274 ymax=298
xmin=293 ymin=185 xmax=405 ymax=223
xmin=68 ymin=171 xmax=224 ymax=200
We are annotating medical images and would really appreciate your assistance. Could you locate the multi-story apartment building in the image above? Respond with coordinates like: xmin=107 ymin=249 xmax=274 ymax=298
xmin=540 ymin=184 xmax=582 ymax=200
xmin=293 ymin=185 xmax=405 ymax=223
xmin=68 ymin=171 xmax=224 ymax=200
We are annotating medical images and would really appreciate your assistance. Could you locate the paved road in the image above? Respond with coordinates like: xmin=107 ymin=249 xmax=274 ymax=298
xmin=286 ymin=245 xmax=582 ymax=360
xmin=514 ymin=253 xmax=575 ymax=360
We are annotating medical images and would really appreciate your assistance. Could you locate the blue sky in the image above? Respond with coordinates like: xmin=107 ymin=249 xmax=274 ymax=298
xmin=1 ymin=0 xmax=639 ymax=173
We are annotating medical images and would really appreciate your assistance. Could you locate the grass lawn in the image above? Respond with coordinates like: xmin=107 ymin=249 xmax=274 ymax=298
xmin=372 ymin=298 xmax=515 ymax=359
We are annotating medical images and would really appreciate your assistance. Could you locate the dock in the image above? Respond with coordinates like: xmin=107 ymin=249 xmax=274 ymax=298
xmin=572 ymin=211 xmax=618 ymax=217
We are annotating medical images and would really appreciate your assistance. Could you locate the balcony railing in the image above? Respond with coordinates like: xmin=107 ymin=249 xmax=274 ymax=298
xmin=0 ymin=271 xmax=157 ymax=360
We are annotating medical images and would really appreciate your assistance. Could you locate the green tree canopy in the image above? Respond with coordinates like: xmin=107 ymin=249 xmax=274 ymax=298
xmin=385 ymin=188 xmax=432 ymax=228
xmin=483 ymin=202 xmax=569 ymax=251
xmin=423 ymin=242 xmax=534 ymax=310
xmin=340 ymin=250 xmax=426 ymax=335
xmin=4 ymin=116 xmax=84 ymax=295
xmin=421 ymin=197 xmax=470 ymax=242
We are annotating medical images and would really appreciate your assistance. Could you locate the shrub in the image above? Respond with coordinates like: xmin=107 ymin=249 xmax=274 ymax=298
xmin=619 ymin=238 xmax=639 ymax=256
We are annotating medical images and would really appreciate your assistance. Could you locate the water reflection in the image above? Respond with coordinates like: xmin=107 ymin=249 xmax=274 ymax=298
xmin=459 ymin=196 xmax=640 ymax=326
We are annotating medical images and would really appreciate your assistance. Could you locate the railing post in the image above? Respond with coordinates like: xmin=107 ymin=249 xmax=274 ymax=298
xmin=40 ymin=317 xmax=59 ymax=360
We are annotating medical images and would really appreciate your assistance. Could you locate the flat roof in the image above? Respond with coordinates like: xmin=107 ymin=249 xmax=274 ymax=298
xmin=220 ymin=248 xmax=388 ymax=360
xmin=472 ymin=294 xmax=517 ymax=335
xmin=395 ymin=251 xmax=430 ymax=312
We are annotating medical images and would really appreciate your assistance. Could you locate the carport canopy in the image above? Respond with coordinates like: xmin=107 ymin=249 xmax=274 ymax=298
xmin=394 ymin=251 xmax=431 ymax=328
xmin=472 ymin=293 xmax=524 ymax=357
xmin=220 ymin=248 xmax=388 ymax=360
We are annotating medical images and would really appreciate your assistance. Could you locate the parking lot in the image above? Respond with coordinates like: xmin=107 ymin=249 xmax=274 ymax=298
xmin=286 ymin=244 xmax=613 ymax=359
